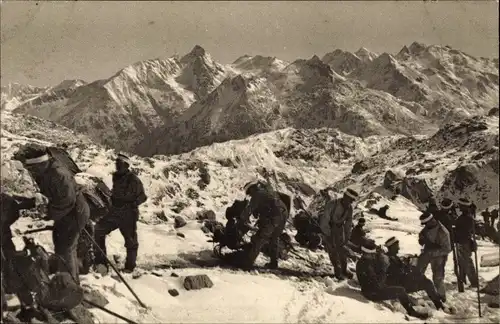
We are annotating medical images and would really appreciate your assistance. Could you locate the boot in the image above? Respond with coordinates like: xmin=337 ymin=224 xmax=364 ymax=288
xmin=265 ymin=260 xmax=278 ymax=269
xmin=407 ymin=307 xmax=431 ymax=320
xmin=124 ymin=249 xmax=138 ymax=272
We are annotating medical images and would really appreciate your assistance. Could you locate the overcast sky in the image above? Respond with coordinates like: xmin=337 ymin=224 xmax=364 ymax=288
xmin=1 ymin=1 xmax=498 ymax=87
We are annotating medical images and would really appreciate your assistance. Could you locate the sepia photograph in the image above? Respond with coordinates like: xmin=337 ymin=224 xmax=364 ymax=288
xmin=0 ymin=1 xmax=498 ymax=323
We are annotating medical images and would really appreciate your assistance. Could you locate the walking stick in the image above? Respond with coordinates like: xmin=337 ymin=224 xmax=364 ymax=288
xmin=83 ymin=298 xmax=139 ymax=324
xmin=450 ymin=226 xmax=465 ymax=292
xmin=471 ymin=216 xmax=482 ymax=317
xmin=82 ymin=229 xmax=148 ymax=309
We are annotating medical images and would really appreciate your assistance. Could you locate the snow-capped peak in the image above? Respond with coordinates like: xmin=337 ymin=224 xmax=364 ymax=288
xmin=180 ymin=45 xmax=208 ymax=64
xmin=355 ymin=47 xmax=378 ymax=62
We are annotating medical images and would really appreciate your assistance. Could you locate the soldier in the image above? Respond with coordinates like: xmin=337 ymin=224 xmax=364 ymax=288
xmin=236 ymin=181 xmax=289 ymax=269
xmin=94 ymin=154 xmax=147 ymax=273
xmin=454 ymin=198 xmax=479 ymax=288
xmin=14 ymin=145 xmax=90 ymax=284
xmin=356 ymin=240 xmax=430 ymax=320
xmin=435 ymin=198 xmax=461 ymax=281
xmin=384 ymin=237 xmax=448 ymax=311
xmin=416 ymin=211 xmax=452 ymax=302
xmin=349 ymin=217 xmax=367 ymax=248
xmin=481 ymin=208 xmax=491 ymax=228
xmin=319 ymin=188 xmax=359 ymax=280
xmin=491 ymin=209 xmax=499 ymax=228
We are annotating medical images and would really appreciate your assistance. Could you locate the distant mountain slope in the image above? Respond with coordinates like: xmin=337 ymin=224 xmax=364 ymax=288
xmin=5 ymin=42 xmax=498 ymax=155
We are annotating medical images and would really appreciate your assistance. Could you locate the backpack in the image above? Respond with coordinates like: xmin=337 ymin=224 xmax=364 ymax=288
xmin=47 ymin=146 xmax=112 ymax=221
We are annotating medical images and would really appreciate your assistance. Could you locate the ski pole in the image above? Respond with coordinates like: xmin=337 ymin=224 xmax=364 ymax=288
xmin=81 ymin=229 xmax=148 ymax=309
xmin=83 ymin=298 xmax=139 ymax=324
xmin=471 ymin=215 xmax=482 ymax=317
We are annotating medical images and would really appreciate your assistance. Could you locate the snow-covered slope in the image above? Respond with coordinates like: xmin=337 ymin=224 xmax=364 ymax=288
xmin=1 ymin=109 xmax=498 ymax=323
xmin=0 ymin=82 xmax=49 ymax=111
xmin=6 ymin=42 xmax=498 ymax=155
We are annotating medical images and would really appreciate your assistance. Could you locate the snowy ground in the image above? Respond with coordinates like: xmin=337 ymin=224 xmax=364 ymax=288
xmin=9 ymin=196 xmax=499 ymax=324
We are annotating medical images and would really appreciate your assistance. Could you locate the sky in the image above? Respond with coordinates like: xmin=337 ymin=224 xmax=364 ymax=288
xmin=1 ymin=1 xmax=498 ymax=87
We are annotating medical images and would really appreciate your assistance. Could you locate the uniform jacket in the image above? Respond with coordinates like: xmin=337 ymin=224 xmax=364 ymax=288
xmin=356 ymin=252 xmax=390 ymax=293
xmin=434 ymin=208 xmax=457 ymax=240
xmin=454 ymin=213 xmax=475 ymax=244
xmin=319 ymin=198 xmax=353 ymax=244
xmin=111 ymin=170 xmax=147 ymax=210
xmin=33 ymin=159 xmax=84 ymax=222
xmin=349 ymin=224 xmax=366 ymax=247
xmin=239 ymin=189 xmax=286 ymax=226
xmin=418 ymin=221 xmax=452 ymax=257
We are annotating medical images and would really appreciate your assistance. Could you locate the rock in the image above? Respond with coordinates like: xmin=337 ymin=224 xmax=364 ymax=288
xmin=203 ymin=220 xmax=224 ymax=233
xmin=383 ymin=170 xmax=403 ymax=190
xmin=112 ymin=255 xmax=121 ymax=264
xmin=168 ymin=289 xmax=179 ymax=297
xmin=155 ymin=211 xmax=169 ymax=222
xmin=196 ymin=210 xmax=216 ymax=221
xmin=176 ymin=232 xmax=185 ymax=238
xmin=66 ymin=304 xmax=95 ymax=324
xmin=132 ymin=272 xmax=142 ymax=279
xmin=201 ymin=226 xmax=210 ymax=234
xmin=183 ymin=274 xmax=214 ymax=290
xmin=171 ymin=272 xmax=179 ymax=277
xmin=480 ymin=252 xmax=499 ymax=267
xmin=186 ymin=188 xmax=200 ymax=200
xmin=174 ymin=216 xmax=187 ymax=228
xmin=487 ymin=107 xmax=499 ymax=116
xmin=400 ymin=177 xmax=433 ymax=209
xmin=151 ymin=270 xmax=163 ymax=277
xmin=83 ymin=288 xmax=109 ymax=308
xmin=479 ymin=275 xmax=499 ymax=296
xmin=351 ymin=161 xmax=369 ymax=174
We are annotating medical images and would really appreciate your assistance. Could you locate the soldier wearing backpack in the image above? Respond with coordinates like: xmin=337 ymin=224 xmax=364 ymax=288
xmin=13 ymin=144 xmax=90 ymax=284
xmin=94 ymin=154 xmax=147 ymax=273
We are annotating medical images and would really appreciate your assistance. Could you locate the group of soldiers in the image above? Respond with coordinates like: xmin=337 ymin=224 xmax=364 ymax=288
xmin=0 ymin=142 xmax=489 ymax=321
xmin=1 ymin=144 xmax=147 ymax=320
xmin=218 ymin=182 xmax=484 ymax=320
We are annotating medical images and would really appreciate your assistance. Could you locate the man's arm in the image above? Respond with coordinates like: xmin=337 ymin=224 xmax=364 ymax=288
xmin=344 ymin=207 xmax=353 ymax=241
xmin=239 ymin=198 xmax=256 ymax=225
xmin=319 ymin=200 xmax=335 ymax=237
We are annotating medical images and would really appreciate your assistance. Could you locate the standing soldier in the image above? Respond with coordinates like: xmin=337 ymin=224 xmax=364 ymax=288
xmin=416 ymin=211 xmax=452 ymax=302
xmin=94 ymin=154 xmax=147 ymax=273
xmin=454 ymin=198 xmax=479 ymax=288
xmin=491 ymin=208 xmax=499 ymax=229
xmin=14 ymin=145 xmax=90 ymax=284
xmin=236 ymin=181 xmax=289 ymax=269
xmin=319 ymin=188 xmax=359 ymax=280
xmin=481 ymin=208 xmax=491 ymax=228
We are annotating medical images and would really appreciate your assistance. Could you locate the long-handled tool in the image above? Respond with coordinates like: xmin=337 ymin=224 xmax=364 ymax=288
xmin=450 ymin=225 xmax=465 ymax=293
xmin=83 ymin=299 xmax=139 ymax=324
xmin=81 ymin=229 xmax=148 ymax=309
xmin=471 ymin=212 xmax=482 ymax=317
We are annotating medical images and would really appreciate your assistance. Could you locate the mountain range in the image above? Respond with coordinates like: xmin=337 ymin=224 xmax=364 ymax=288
xmin=2 ymin=41 xmax=498 ymax=156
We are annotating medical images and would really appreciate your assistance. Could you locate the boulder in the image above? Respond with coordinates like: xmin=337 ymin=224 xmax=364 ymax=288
xmin=65 ymin=304 xmax=95 ymax=324
xmin=480 ymin=252 xmax=499 ymax=267
xmin=183 ymin=274 xmax=214 ymax=290
xmin=383 ymin=170 xmax=403 ymax=190
xmin=351 ymin=161 xmax=370 ymax=174
xmin=196 ymin=210 xmax=216 ymax=221
xmin=400 ymin=177 xmax=433 ymax=209
xmin=487 ymin=107 xmax=499 ymax=116
xmin=82 ymin=288 xmax=109 ymax=308
xmin=168 ymin=289 xmax=179 ymax=297
xmin=174 ymin=216 xmax=187 ymax=228
xmin=479 ymin=275 xmax=499 ymax=296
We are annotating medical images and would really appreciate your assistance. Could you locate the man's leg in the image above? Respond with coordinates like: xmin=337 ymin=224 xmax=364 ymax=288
xmin=415 ymin=252 xmax=432 ymax=275
xmin=242 ymin=223 xmax=274 ymax=269
xmin=93 ymin=217 xmax=119 ymax=267
xmin=267 ymin=209 xmax=288 ymax=268
xmin=430 ymin=255 xmax=448 ymax=301
xmin=118 ymin=212 xmax=139 ymax=272
xmin=404 ymin=273 xmax=443 ymax=309
xmin=52 ymin=214 xmax=86 ymax=284
xmin=365 ymin=286 xmax=428 ymax=319
xmin=456 ymin=243 xmax=478 ymax=287
xmin=323 ymin=239 xmax=341 ymax=277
